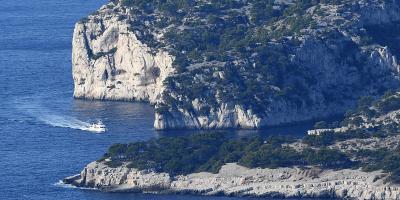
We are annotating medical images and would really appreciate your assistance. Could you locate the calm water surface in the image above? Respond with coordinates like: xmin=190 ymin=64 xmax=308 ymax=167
xmin=0 ymin=1 xmax=316 ymax=200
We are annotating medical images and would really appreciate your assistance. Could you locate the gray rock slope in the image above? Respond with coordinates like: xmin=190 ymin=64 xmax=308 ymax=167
xmin=72 ymin=0 xmax=400 ymax=130
xmin=65 ymin=161 xmax=400 ymax=199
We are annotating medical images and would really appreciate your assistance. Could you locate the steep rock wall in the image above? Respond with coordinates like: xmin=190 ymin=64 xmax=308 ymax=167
xmin=72 ymin=5 xmax=174 ymax=102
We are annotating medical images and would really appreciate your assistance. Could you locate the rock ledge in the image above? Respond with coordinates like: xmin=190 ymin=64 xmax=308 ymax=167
xmin=64 ymin=162 xmax=400 ymax=199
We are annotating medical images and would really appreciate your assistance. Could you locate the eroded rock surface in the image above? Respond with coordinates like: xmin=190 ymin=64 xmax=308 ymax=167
xmin=65 ymin=162 xmax=400 ymax=199
xmin=72 ymin=5 xmax=174 ymax=102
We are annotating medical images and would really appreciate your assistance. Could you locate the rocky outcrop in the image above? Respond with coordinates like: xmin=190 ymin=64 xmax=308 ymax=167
xmin=65 ymin=162 xmax=400 ymax=199
xmin=72 ymin=5 xmax=174 ymax=102
xmin=72 ymin=1 xmax=400 ymax=130
xmin=64 ymin=161 xmax=171 ymax=192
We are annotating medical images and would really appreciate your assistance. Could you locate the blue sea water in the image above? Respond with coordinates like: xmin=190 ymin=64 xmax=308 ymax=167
xmin=0 ymin=1 xmax=317 ymax=200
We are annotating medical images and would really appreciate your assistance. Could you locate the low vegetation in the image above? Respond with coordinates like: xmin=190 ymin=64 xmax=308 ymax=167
xmin=100 ymin=131 xmax=400 ymax=183
xmin=101 ymin=133 xmax=352 ymax=176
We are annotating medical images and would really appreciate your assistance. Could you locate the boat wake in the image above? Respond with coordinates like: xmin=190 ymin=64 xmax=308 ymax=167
xmin=38 ymin=114 xmax=106 ymax=133
xmin=14 ymin=99 xmax=106 ymax=133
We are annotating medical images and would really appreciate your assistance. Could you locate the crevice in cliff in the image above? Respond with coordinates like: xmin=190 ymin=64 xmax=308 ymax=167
xmin=81 ymin=23 xmax=95 ymax=61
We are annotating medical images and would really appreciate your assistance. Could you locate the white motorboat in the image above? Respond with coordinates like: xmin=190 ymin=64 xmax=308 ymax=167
xmin=87 ymin=121 xmax=106 ymax=133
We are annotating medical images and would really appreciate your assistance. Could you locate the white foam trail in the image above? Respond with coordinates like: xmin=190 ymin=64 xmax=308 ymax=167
xmin=14 ymin=99 xmax=106 ymax=133
xmin=38 ymin=113 xmax=93 ymax=131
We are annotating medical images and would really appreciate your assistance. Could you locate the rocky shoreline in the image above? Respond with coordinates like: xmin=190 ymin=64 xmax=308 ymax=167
xmin=63 ymin=91 xmax=400 ymax=199
xmin=64 ymin=161 xmax=400 ymax=199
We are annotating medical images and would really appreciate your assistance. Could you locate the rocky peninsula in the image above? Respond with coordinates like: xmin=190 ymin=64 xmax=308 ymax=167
xmin=72 ymin=0 xmax=400 ymax=130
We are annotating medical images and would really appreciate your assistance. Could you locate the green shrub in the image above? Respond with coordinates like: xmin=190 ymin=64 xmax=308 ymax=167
xmin=303 ymin=132 xmax=336 ymax=147
xmin=302 ymin=148 xmax=352 ymax=168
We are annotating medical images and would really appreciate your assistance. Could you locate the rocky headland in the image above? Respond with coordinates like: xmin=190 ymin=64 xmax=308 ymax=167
xmin=67 ymin=0 xmax=400 ymax=199
xmin=72 ymin=0 xmax=400 ymax=130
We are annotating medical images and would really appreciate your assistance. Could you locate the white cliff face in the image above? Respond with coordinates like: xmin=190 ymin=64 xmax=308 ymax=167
xmin=72 ymin=5 xmax=174 ymax=103
xmin=65 ymin=162 xmax=400 ymax=199
xmin=371 ymin=47 xmax=400 ymax=77
xmin=154 ymin=103 xmax=265 ymax=130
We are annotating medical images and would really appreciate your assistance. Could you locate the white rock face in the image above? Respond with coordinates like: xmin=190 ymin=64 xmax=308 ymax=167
xmin=154 ymin=103 xmax=266 ymax=130
xmin=72 ymin=6 xmax=174 ymax=102
xmin=64 ymin=161 xmax=171 ymax=192
xmin=371 ymin=47 xmax=400 ymax=77
xmin=65 ymin=162 xmax=400 ymax=199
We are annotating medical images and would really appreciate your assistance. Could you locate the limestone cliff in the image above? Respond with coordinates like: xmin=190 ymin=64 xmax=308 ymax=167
xmin=72 ymin=4 xmax=174 ymax=102
xmin=65 ymin=161 xmax=400 ymax=199
xmin=72 ymin=0 xmax=400 ymax=130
